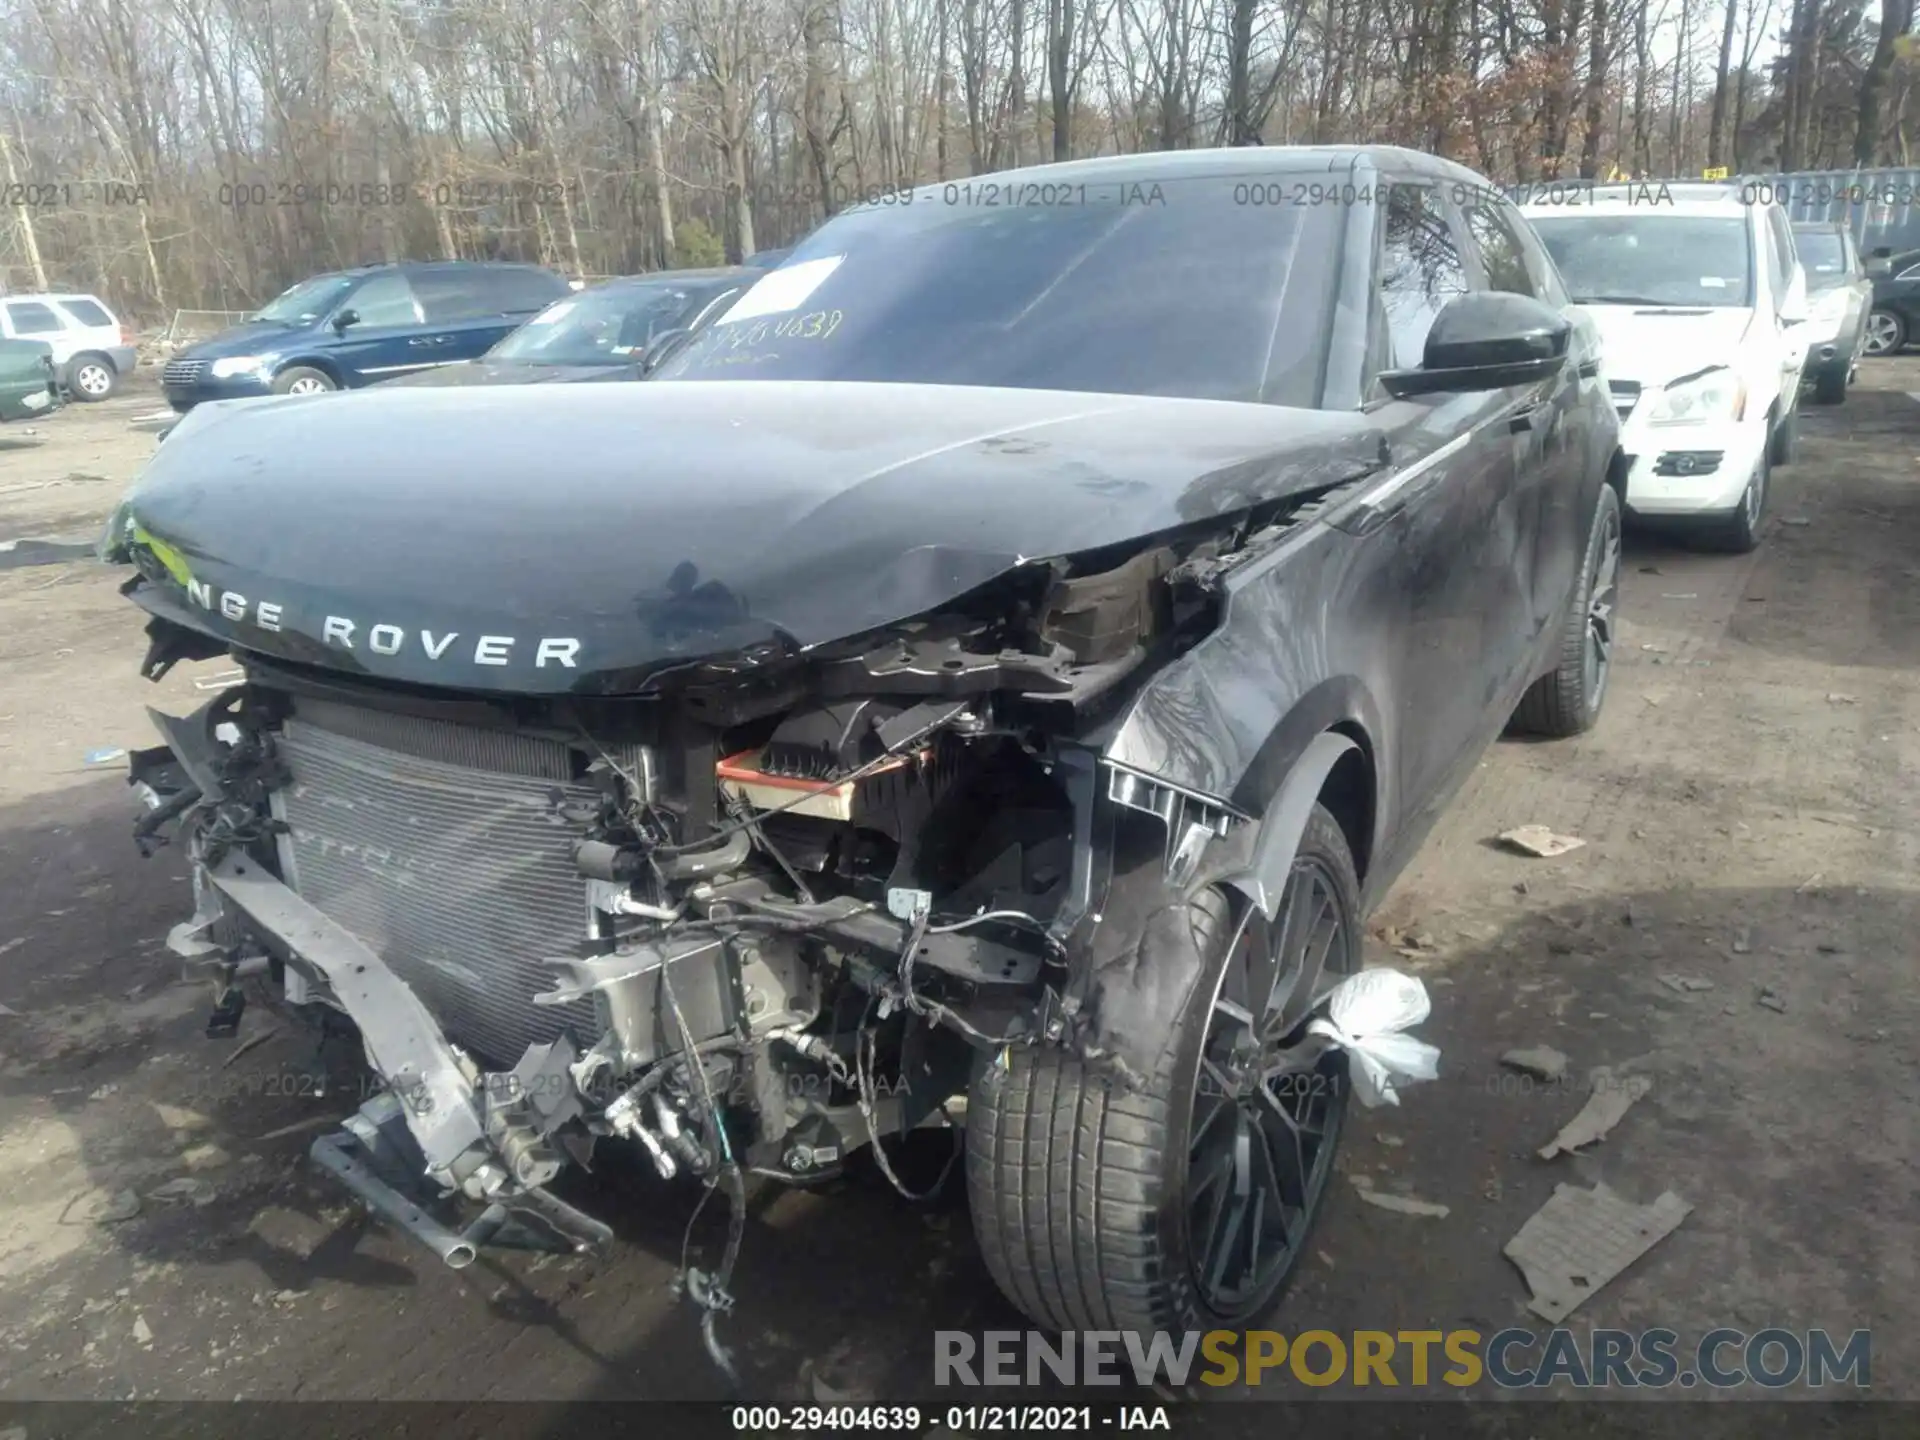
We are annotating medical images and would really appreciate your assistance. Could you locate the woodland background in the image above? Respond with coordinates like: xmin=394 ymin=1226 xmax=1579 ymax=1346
xmin=1 ymin=0 xmax=1916 ymax=315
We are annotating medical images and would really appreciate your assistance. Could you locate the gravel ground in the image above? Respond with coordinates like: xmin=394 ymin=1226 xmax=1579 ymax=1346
xmin=0 ymin=367 xmax=1916 ymax=1410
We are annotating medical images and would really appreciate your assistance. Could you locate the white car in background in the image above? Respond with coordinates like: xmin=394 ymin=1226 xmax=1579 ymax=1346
xmin=0 ymin=292 xmax=139 ymax=402
xmin=1521 ymin=184 xmax=1809 ymax=553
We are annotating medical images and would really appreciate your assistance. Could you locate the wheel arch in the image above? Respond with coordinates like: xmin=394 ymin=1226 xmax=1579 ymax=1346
xmin=1066 ymin=703 xmax=1382 ymax=1089
xmin=1604 ymin=445 xmax=1629 ymax=507
xmin=272 ymin=356 xmax=344 ymax=387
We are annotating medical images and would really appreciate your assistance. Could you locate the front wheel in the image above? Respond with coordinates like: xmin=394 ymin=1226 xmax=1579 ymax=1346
xmin=1700 ymin=442 xmax=1770 ymax=555
xmin=967 ymin=805 xmax=1358 ymax=1334
xmin=1510 ymin=483 xmax=1622 ymax=738
xmin=272 ymin=366 xmax=337 ymax=397
xmin=1865 ymin=308 xmax=1905 ymax=356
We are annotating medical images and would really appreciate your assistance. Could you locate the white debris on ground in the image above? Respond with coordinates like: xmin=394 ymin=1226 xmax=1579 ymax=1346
xmin=1504 ymin=1183 xmax=1692 ymax=1322
xmin=1497 ymin=825 xmax=1587 ymax=858
xmin=1537 ymin=1066 xmax=1653 ymax=1159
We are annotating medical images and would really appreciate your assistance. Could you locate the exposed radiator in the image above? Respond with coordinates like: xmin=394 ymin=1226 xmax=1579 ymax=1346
xmin=269 ymin=701 xmax=604 ymax=1068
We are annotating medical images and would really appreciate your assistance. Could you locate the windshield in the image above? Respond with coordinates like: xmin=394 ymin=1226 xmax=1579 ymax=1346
xmin=1530 ymin=214 xmax=1753 ymax=308
xmin=251 ymin=275 xmax=353 ymax=325
xmin=1795 ymin=230 xmax=1848 ymax=279
xmin=489 ymin=280 xmax=726 ymax=363
xmin=653 ymin=175 xmax=1342 ymax=406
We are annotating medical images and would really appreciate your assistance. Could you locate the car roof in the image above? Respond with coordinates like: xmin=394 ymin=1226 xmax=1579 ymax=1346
xmin=5 ymin=292 xmax=113 ymax=306
xmin=592 ymin=267 xmax=751 ymax=290
xmin=895 ymin=143 xmax=1498 ymax=191
xmin=321 ymin=260 xmax=555 ymax=277
xmin=1520 ymin=181 xmax=1754 ymax=220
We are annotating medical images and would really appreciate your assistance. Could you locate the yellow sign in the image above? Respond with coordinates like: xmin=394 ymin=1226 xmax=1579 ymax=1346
xmin=1895 ymin=31 xmax=1920 ymax=59
xmin=1702 ymin=166 xmax=1730 ymax=180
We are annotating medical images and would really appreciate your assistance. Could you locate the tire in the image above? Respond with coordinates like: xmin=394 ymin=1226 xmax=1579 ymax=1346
xmin=1699 ymin=439 xmax=1770 ymax=555
xmin=1865 ymin=308 xmax=1905 ymax=357
xmin=1812 ymin=360 xmax=1848 ymax=406
xmin=66 ymin=354 xmax=117 ymax=402
xmin=272 ymin=365 xmax=337 ymax=397
xmin=1510 ymin=484 xmax=1622 ymax=739
xmin=1768 ymin=407 xmax=1796 ymax=467
xmin=967 ymin=805 xmax=1359 ymax=1335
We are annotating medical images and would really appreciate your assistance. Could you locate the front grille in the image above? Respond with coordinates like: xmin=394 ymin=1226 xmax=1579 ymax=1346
xmin=270 ymin=704 xmax=603 ymax=1068
xmin=1609 ymin=380 xmax=1642 ymax=421
xmin=162 ymin=359 xmax=206 ymax=387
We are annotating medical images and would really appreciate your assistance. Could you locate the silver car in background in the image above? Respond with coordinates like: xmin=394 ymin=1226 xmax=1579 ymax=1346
xmin=1792 ymin=221 xmax=1872 ymax=405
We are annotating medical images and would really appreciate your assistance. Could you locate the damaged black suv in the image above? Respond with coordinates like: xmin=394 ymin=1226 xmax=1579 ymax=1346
xmin=104 ymin=145 xmax=1622 ymax=1341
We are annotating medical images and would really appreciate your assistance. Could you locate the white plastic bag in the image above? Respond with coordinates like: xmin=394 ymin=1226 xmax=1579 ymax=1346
xmin=1307 ymin=968 xmax=1441 ymax=1108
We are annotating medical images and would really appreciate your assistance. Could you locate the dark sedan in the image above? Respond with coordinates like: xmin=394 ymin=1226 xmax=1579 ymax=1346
xmin=1867 ymin=247 xmax=1920 ymax=355
xmin=376 ymin=267 xmax=756 ymax=388
xmin=111 ymin=144 xmax=1622 ymax=1339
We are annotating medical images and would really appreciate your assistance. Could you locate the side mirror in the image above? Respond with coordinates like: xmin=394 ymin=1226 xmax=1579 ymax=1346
xmin=331 ymin=308 xmax=361 ymax=332
xmin=1380 ymin=291 xmax=1572 ymax=399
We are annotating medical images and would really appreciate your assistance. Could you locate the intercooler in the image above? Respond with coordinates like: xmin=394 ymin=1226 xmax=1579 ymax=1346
xmin=268 ymin=697 xmax=606 ymax=1068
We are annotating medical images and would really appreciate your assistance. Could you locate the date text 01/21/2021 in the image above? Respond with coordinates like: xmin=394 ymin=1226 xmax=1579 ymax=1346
xmin=729 ymin=1407 xmax=1173 ymax=1432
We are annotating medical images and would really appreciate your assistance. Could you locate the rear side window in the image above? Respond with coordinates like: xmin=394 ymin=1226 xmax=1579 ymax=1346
xmin=484 ymin=267 xmax=572 ymax=314
xmin=5 ymin=302 xmax=65 ymax=335
xmin=1378 ymin=184 xmax=1470 ymax=370
xmin=58 ymin=298 xmax=114 ymax=327
xmin=413 ymin=270 xmax=501 ymax=323
xmin=343 ymin=273 xmax=421 ymax=327
xmin=1461 ymin=198 xmax=1537 ymax=297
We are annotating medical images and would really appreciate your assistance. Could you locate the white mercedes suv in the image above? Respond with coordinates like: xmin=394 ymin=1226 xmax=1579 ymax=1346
xmin=1521 ymin=183 xmax=1809 ymax=553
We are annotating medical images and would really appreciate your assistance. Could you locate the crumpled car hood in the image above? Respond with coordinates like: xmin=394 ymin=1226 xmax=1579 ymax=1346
xmin=1583 ymin=305 xmax=1755 ymax=388
xmin=107 ymin=380 xmax=1387 ymax=695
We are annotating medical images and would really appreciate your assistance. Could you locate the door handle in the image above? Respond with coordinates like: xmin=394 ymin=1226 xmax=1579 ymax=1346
xmin=1576 ymin=358 xmax=1600 ymax=379
xmin=1510 ymin=404 xmax=1545 ymax=434
xmin=407 ymin=337 xmax=433 ymax=347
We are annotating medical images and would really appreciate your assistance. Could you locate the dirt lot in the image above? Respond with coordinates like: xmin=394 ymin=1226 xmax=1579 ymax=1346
xmin=0 ymin=368 xmax=1916 ymax=1410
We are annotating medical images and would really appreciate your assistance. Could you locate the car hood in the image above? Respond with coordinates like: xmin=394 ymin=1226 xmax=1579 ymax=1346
xmin=376 ymin=360 xmax=643 ymax=388
xmin=1580 ymin=305 xmax=1756 ymax=388
xmin=106 ymin=381 xmax=1387 ymax=695
xmin=176 ymin=320 xmax=315 ymax=360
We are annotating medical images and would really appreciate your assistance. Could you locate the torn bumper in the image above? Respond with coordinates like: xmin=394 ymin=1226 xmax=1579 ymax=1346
xmin=138 ymin=708 xmax=617 ymax=1265
xmin=202 ymin=851 xmax=616 ymax=1259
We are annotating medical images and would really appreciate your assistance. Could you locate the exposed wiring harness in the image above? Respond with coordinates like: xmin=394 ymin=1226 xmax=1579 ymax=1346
xmin=660 ymin=963 xmax=746 ymax=1392
xmin=854 ymin=996 xmax=962 ymax=1204
xmin=893 ymin=905 xmax=1036 ymax=1049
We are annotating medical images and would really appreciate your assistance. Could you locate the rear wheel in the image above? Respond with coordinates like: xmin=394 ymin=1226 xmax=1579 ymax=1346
xmin=1511 ymin=484 xmax=1621 ymax=738
xmin=967 ymin=805 xmax=1357 ymax=1333
xmin=66 ymin=355 xmax=117 ymax=402
xmin=1865 ymin=308 xmax=1905 ymax=356
xmin=272 ymin=366 xmax=336 ymax=397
